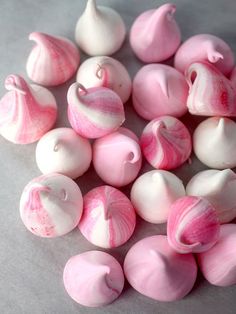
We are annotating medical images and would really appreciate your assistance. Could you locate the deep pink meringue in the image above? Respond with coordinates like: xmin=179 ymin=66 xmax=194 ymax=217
xmin=0 ymin=74 xmax=57 ymax=144
xmin=130 ymin=3 xmax=181 ymax=63
xmin=167 ymin=196 xmax=220 ymax=254
xmin=67 ymin=83 xmax=125 ymax=139
xmin=174 ymin=34 xmax=234 ymax=76
xmin=93 ymin=127 xmax=142 ymax=187
xmin=124 ymin=235 xmax=197 ymax=302
xmin=140 ymin=116 xmax=192 ymax=170
xmin=186 ymin=62 xmax=236 ymax=116
xmin=132 ymin=64 xmax=188 ymax=120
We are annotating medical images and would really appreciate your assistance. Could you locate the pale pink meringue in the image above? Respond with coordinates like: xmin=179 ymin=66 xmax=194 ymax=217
xmin=130 ymin=3 xmax=181 ymax=63
xmin=230 ymin=66 xmax=236 ymax=90
xmin=0 ymin=74 xmax=57 ymax=144
xmin=186 ymin=62 xmax=236 ymax=116
xmin=132 ymin=64 xmax=188 ymax=120
xmin=140 ymin=116 xmax=192 ymax=170
xmin=93 ymin=127 xmax=142 ymax=187
xmin=63 ymin=250 xmax=124 ymax=307
xmin=26 ymin=32 xmax=80 ymax=86
xmin=78 ymin=185 xmax=136 ymax=248
xmin=36 ymin=128 xmax=92 ymax=179
xmin=124 ymin=235 xmax=197 ymax=302
xmin=197 ymin=224 xmax=236 ymax=287
xmin=167 ymin=196 xmax=220 ymax=254
xmin=67 ymin=83 xmax=125 ymax=139
xmin=20 ymin=173 xmax=83 ymax=238
xmin=174 ymin=34 xmax=234 ymax=76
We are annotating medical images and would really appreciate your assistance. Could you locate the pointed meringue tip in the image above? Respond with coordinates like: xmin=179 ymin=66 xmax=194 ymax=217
xmin=217 ymin=118 xmax=226 ymax=133
xmin=160 ymin=3 xmax=176 ymax=18
xmin=214 ymin=169 xmax=236 ymax=187
xmin=151 ymin=120 xmax=166 ymax=137
xmin=85 ymin=0 xmax=97 ymax=13
xmin=29 ymin=32 xmax=47 ymax=43
xmin=150 ymin=250 xmax=168 ymax=268
xmin=208 ymin=51 xmax=224 ymax=63
xmin=152 ymin=172 xmax=168 ymax=185
xmin=4 ymin=74 xmax=27 ymax=95
xmin=157 ymin=71 xmax=169 ymax=97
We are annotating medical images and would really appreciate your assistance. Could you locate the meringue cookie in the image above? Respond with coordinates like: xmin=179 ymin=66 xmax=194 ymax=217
xmin=76 ymin=56 xmax=131 ymax=103
xmin=132 ymin=64 xmax=188 ymax=120
xmin=197 ymin=224 xmax=236 ymax=287
xmin=174 ymin=34 xmax=235 ymax=76
xmin=26 ymin=32 xmax=80 ymax=86
xmin=36 ymin=128 xmax=92 ymax=179
xmin=186 ymin=62 xmax=236 ymax=116
xmin=79 ymin=186 xmax=136 ymax=248
xmin=124 ymin=235 xmax=197 ymax=302
xmin=63 ymin=250 xmax=124 ymax=307
xmin=93 ymin=128 xmax=142 ymax=187
xmin=193 ymin=117 xmax=236 ymax=169
xmin=130 ymin=3 xmax=181 ymax=63
xmin=167 ymin=196 xmax=220 ymax=254
xmin=140 ymin=116 xmax=192 ymax=170
xmin=75 ymin=0 xmax=126 ymax=56
xmin=20 ymin=173 xmax=83 ymax=238
xmin=0 ymin=74 xmax=57 ymax=144
xmin=67 ymin=83 xmax=125 ymax=139
xmin=131 ymin=170 xmax=185 ymax=224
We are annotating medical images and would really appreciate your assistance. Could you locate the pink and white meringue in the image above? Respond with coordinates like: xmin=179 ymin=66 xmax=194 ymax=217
xmin=131 ymin=170 xmax=185 ymax=224
xmin=186 ymin=169 xmax=236 ymax=224
xmin=197 ymin=224 xmax=236 ymax=287
xmin=36 ymin=128 xmax=92 ymax=179
xmin=186 ymin=62 xmax=236 ymax=116
xmin=130 ymin=3 xmax=181 ymax=63
xmin=75 ymin=0 xmax=126 ymax=56
xmin=67 ymin=83 xmax=125 ymax=139
xmin=124 ymin=235 xmax=197 ymax=302
xmin=132 ymin=64 xmax=188 ymax=120
xmin=63 ymin=250 xmax=124 ymax=307
xmin=20 ymin=173 xmax=83 ymax=238
xmin=167 ymin=196 xmax=220 ymax=254
xmin=26 ymin=32 xmax=80 ymax=86
xmin=193 ymin=117 xmax=236 ymax=169
xmin=0 ymin=74 xmax=57 ymax=144
xmin=174 ymin=34 xmax=234 ymax=76
xmin=76 ymin=56 xmax=131 ymax=103
xmin=93 ymin=128 xmax=142 ymax=187
xmin=79 ymin=186 xmax=136 ymax=248
xmin=140 ymin=116 xmax=192 ymax=170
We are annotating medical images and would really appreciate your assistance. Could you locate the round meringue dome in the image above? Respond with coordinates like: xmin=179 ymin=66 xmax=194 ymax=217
xmin=78 ymin=185 xmax=136 ymax=248
xmin=124 ymin=235 xmax=197 ymax=302
xmin=193 ymin=117 xmax=236 ymax=169
xmin=63 ymin=250 xmax=124 ymax=307
xmin=76 ymin=56 xmax=132 ymax=103
xmin=20 ymin=173 xmax=83 ymax=238
xmin=75 ymin=0 xmax=126 ymax=56
xmin=131 ymin=170 xmax=185 ymax=224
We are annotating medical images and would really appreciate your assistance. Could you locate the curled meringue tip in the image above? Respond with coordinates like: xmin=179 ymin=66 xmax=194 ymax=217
xmin=125 ymin=144 xmax=141 ymax=164
xmin=4 ymin=74 xmax=27 ymax=95
xmin=28 ymin=31 xmax=47 ymax=43
xmin=161 ymin=3 xmax=176 ymax=16
xmin=208 ymin=50 xmax=224 ymax=63
xmin=151 ymin=120 xmax=166 ymax=135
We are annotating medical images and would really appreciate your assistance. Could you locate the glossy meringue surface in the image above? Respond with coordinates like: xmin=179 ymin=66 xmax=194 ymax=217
xmin=0 ymin=74 xmax=57 ymax=144
xmin=79 ymin=185 xmax=136 ymax=248
xmin=63 ymin=250 xmax=124 ymax=307
xmin=124 ymin=235 xmax=197 ymax=302
xmin=130 ymin=3 xmax=181 ymax=63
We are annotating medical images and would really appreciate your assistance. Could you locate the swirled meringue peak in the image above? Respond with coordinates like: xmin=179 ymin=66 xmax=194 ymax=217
xmin=186 ymin=62 xmax=236 ymax=116
xmin=20 ymin=173 xmax=83 ymax=238
xmin=197 ymin=224 xmax=236 ymax=287
xmin=167 ymin=196 xmax=220 ymax=254
xmin=124 ymin=235 xmax=197 ymax=302
xmin=76 ymin=56 xmax=131 ymax=103
xmin=93 ymin=127 xmax=142 ymax=187
xmin=63 ymin=251 xmax=124 ymax=307
xmin=130 ymin=3 xmax=181 ymax=63
xmin=140 ymin=116 xmax=192 ymax=170
xmin=26 ymin=32 xmax=80 ymax=86
xmin=174 ymin=34 xmax=235 ymax=76
xmin=0 ymin=74 xmax=57 ymax=144
xmin=132 ymin=64 xmax=188 ymax=120
xmin=75 ymin=0 xmax=126 ymax=56
xmin=67 ymin=83 xmax=125 ymax=139
xmin=79 ymin=186 xmax=136 ymax=248
xmin=193 ymin=117 xmax=236 ymax=169
xmin=131 ymin=170 xmax=185 ymax=224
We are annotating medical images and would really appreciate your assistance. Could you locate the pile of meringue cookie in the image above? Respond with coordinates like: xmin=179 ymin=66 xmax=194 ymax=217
xmin=1 ymin=0 xmax=236 ymax=308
